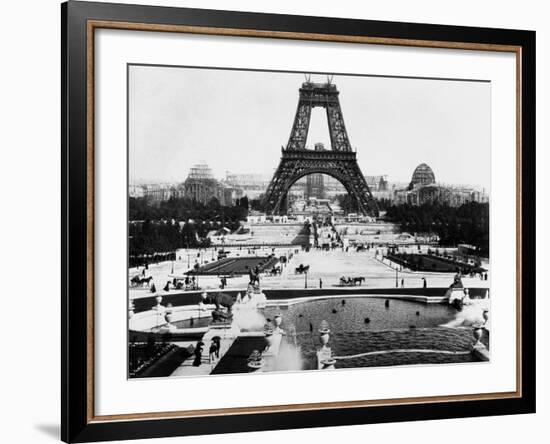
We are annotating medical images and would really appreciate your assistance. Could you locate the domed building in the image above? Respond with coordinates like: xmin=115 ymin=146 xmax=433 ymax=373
xmin=409 ymin=163 xmax=436 ymax=188
xmin=183 ymin=162 xmax=234 ymax=205
xmin=393 ymin=163 xmax=487 ymax=207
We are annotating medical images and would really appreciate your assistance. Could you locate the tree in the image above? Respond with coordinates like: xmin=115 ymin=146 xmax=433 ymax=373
xmin=128 ymin=195 xmax=255 ymax=256
xmin=384 ymin=202 xmax=489 ymax=257
xmin=181 ymin=223 xmax=197 ymax=248
xmin=250 ymin=194 xmax=266 ymax=212
xmin=238 ymin=195 xmax=249 ymax=210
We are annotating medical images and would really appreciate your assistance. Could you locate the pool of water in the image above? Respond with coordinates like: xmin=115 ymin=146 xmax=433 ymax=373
xmin=263 ymin=297 xmax=487 ymax=369
xmin=169 ymin=317 xmax=212 ymax=329
xmin=264 ymin=297 xmax=457 ymax=332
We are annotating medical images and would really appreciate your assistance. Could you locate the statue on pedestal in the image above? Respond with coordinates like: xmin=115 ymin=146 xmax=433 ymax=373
xmin=200 ymin=292 xmax=234 ymax=324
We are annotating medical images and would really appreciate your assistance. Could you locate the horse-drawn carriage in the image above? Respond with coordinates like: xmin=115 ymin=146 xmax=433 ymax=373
xmin=266 ymin=265 xmax=282 ymax=276
xmin=130 ymin=275 xmax=153 ymax=288
xmin=167 ymin=275 xmax=200 ymax=291
xmin=338 ymin=276 xmax=366 ymax=286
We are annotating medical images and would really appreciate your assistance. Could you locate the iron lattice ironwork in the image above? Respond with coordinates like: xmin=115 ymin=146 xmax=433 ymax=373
xmin=263 ymin=81 xmax=378 ymax=216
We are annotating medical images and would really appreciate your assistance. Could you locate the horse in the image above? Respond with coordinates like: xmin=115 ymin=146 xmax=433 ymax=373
xmin=130 ymin=275 xmax=141 ymax=287
xmin=139 ymin=276 xmax=153 ymax=287
xmin=353 ymin=277 xmax=366 ymax=285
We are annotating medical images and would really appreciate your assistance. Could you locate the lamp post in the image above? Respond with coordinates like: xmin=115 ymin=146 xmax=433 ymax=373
xmin=155 ymin=295 xmax=163 ymax=329
xmin=395 ymin=266 xmax=398 ymax=288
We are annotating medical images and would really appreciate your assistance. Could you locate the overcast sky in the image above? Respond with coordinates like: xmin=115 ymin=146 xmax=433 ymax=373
xmin=129 ymin=65 xmax=490 ymax=190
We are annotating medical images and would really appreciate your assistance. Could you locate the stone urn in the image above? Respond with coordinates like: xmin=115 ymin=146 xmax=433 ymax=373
xmin=155 ymin=294 xmax=163 ymax=309
xmin=264 ymin=322 xmax=275 ymax=352
xmin=247 ymin=350 xmax=264 ymax=372
xmin=164 ymin=311 xmax=173 ymax=324
xmin=472 ymin=326 xmax=483 ymax=347
xmin=273 ymin=314 xmax=283 ymax=333
xmin=319 ymin=332 xmax=330 ymax=348
xmin=318 ymin=320 xmax=331 ymax=349
xmin=317 ymin=319 xmax=335 ymax=370
xmin=472 ymin=309 xmax=489 ymax=348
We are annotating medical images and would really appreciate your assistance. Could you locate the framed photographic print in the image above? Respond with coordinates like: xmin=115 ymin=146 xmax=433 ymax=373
xmin=61 ymin=1 xmax=536 ymax=442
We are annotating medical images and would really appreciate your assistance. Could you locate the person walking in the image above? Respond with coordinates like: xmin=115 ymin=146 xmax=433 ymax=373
xmin=422 ymin=277 xmax=427 ymax=288
xmin=209 ymin=340 xmax=219 ymax=364
xmin=319 ymin=278 xmax=323 ymax=289
xmin=213 ymin=336 xmax=221 ymax=358
xmin=193 ymin=341 xmax=204 ymax=367
xmin=401 ymin=278 xmax=405 ymax=288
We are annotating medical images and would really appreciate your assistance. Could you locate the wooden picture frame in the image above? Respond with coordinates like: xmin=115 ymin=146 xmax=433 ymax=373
xmin=62 ymin=1 xmax=535 ymax=442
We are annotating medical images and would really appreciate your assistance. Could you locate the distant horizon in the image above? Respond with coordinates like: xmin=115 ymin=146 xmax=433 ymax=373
xmin=130 ymin=164 xmax=489 ymax=191
xmin=129 ymin=66 xmax=491 ymax=191
xmin=129 ymin=175 xmax=488 ymax=192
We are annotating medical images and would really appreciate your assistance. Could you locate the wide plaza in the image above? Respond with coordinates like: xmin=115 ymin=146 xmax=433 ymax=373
xmin=129 ymin=244 xmax=490 ymax=301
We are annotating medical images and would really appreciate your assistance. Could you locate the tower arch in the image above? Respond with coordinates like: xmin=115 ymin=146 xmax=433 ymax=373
xmin=263 ymin=80 xmax=378 ymax=216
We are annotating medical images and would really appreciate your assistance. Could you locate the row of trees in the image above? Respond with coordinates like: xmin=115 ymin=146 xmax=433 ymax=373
xmin=129 ymin=196 xmax=489 ymax=259
xmin=129 ymin=196 xmax=248 ymax=222
xmin=384 ymin=201 xmax=489 ymax=257
xmin=129 ymin=197 xmax=248 ymax=256
xmin=335 ymin=194 xmax=393 ymax=213
xmin=129 ymin=219 xmax=209 ymax=257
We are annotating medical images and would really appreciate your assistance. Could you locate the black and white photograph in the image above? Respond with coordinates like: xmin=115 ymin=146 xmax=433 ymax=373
xmin=127 ymin=66 xmax=491 ymax=378
xmin=0 ymin=0 xmax=541 ymax=442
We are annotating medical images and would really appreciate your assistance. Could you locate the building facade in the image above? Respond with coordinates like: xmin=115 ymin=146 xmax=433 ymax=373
xmin=129 ymin=183 xmax=176 ymax=202
xmin=223 ymin=171 xmax=271 ymax=200
xmin=306 ymin=173 xmax=325 ymax=200
xmin=393 ymin=163 xmax=488 ymax=206
xmin=184 ymin=162 xmax=235 ymax=206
